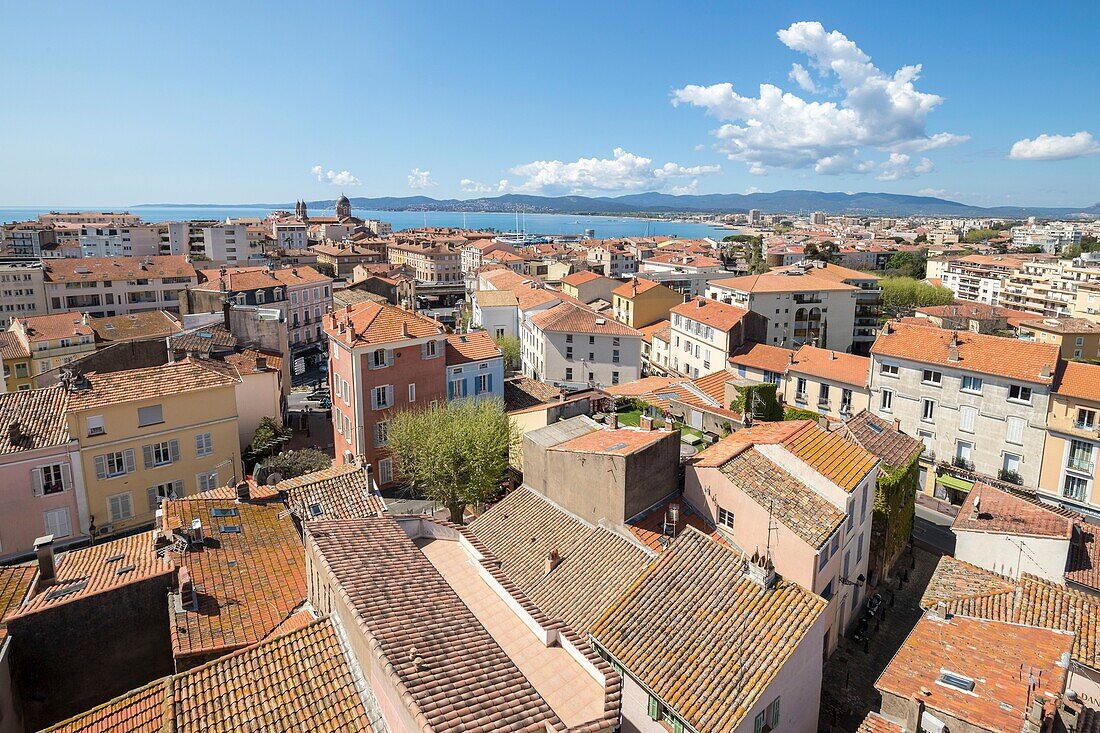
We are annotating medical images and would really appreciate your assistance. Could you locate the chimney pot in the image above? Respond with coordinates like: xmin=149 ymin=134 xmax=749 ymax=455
xmin=8 ymin=420 xmax=21 ymax=445
xmin=544 ymin=549 xmax=562 ymax=574
xmin=235 ymin=481 xmax=251 ymax=502
xmin=34 ymin=535 xmax=56 ymax=585
xmin=608 ymin=413 xmax=619 ymax=429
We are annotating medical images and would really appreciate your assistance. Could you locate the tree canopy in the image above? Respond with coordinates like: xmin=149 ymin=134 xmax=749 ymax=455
xmin=256 ymin=448 xmax=331 ymax=484
xmin=386 ymin=398 xmax=518 ymax=523
xmin=804 ymin=240 xmax=839 ymax=263
xmin=493 ymin=334 xmax=521 ymax=373
xmin=884 ymin=248 xmax=928 ymax=279
xmin=880 ymin=276 xmax=954 ymax=312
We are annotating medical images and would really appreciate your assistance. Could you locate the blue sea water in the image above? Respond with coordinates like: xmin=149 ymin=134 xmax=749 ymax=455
xmin=0 ymin=206 xmax=732 ymax=240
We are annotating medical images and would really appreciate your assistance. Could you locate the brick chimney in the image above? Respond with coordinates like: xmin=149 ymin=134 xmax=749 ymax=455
xmin=8 ymin=420 xmax=21 ymax=445
xmin=254 ymin=355 xmax=267 ymax=372
xmin=235 ymin=481 xmax=251 ymax=502
xmin=34 ymin=535 xmax=56 ymax=586
xmin=639 ymin=415 xmax=654 ymax=431
xmin=608 ymin=413 xmax=619 ymax=429
xmin=905 ymin=694 xmax=927 ymax=732
xmin=544 ymin=549 xmax=562 ymax=574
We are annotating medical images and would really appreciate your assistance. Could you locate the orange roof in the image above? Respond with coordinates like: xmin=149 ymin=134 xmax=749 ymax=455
xmin=529 ymin=301 xmax=641 ymax=336
xmin=781 ymin=419 xmax=879 ymax=492
xmin=0 ymin=331 xmax=30 ymax=360
xmin=875 ymin=614 xmax=1072 ymax=733
xmin=44 ymin=255 xmax=195 ymax=284
xmin=445 ymin=331 xmax=502 ymax=364
xmin=221 ymin=348 xmax=283 ymax=374
xmin=637 ymin=319 xmax=670 ymax=344
xmin=953 ymin=482 xmax=1074 ymax=539
xmin=195 ymin=265 xmax=330 ymax=291
xmin=709 ymin=272 xmax=858 ymax=293
xmin=728 ymin=342 xmax=794 ymax=373
xmin=561 ymin=270 xmax=605 ymax=286
xmin=643 ymin=252 xmax=721 ymax=268
xmin=605 ymin=376 xmax=690 ymax=412
xmin=551 ymin=427 xmax=669 ymax=455
xmin=611 ymin=277 xmax=666 ymax=298
xmin=67 ymin=359 xmax=240 ymax=411
xmin=671 ymin=297 xmax=750 ymax=332
xmin=694 ymin=421 xmax=807 ymax=468
xmin=0 ymin=566 xmax=36 ymax=645
xmin=776 ymin=261 xmax=880 ymax=284
xmin=20 ymin=312 xmax=94 ymax=341
xmin=1055 ymin=361 xmax=1100 ymax=403
xmin=324 ymin=301 xmax=443 ymax=348
xmin=787 ymin=344 xmax=870 ymax=387
xmin=627 ymin=497 xmax=722 ymax=552
xmin=513 ymin=284 xmax=565 ymax=311
xmin=872 ymin=322 xmax=1059 ymax=384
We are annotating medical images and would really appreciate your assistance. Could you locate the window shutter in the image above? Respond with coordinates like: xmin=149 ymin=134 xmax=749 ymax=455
xmin=143 ymin=444 xmax=155 ymax=469
xmin=386 ymin=349 xmax=394 ymax=365
xmin=122 ymin=493 xmax=132 ymax=517
xmin=147 ymin=487 xmax=158 ymax=512
xmin=169 ymin=440 xmax=180 ymax=462
xmin=647 ymin=695 xmax=659 ymax=720
xmin=95 ymin=455 xmax=107 ymax=480
xmin=31 ymin=467 xmax=43 ymax=497
xmin=123 ymin=449 xmax=136 ymax=474
xmin=755 ymin=712 xmax=765 ymax=733
xmin=486 ymin=374 xmax=492 ymax=393
xmin=770 ymin=697 xmax=781 ymax=725
xmin=172 ymin=480 xmax=183 ymax=499
xmin=1007 ymin=416 xmax=1025 ymax=444
xmin=386 ymin=385 xmax=394 ymax=407
xmin=672 ymin=720 xmax=683 ymax=733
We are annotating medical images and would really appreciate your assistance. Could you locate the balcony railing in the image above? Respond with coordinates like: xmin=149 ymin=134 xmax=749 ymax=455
xmin=1068 ymin=456 xmax=1095 ymax=473
xmin=952 ymin=456 xmax=975 ymax=472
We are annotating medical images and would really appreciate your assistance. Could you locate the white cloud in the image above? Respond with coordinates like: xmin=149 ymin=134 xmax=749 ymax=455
xmin=670 ymin=180 xmax=700 ymax=195
xmin=311 ymin=164 xmax=361 ymax=187
xmin=460 ymin=178 xmax=496 ymax=194
xmin=788 ymin=63 xmax=817 ymax=93
xmin=743 ymin=186 xmax=763 ymax=195
xmin=503 ymin=147 xmax=721 ymax=195
xmin=875 ymin=153 xmax=934 ymax=180
xmin=917 ymin=188 xmax=947 ymax=198
xmin=671 ymin=21 xmax=965 ymax=177
xmin=407 ymin=168 xmax=437 ymax=189
xmin=1009 ymin=131 xmax=1100 ymax=161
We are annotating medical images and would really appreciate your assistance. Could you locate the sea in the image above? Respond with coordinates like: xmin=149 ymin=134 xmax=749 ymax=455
xmin=0 ymin=206 xmax=732 ymax=240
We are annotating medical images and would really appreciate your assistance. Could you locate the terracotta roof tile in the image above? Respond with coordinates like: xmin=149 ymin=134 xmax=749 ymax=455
xmin=168 ymin=325 xmax=237 ymax=355
xmin=472 ymin=289 xmax=519 ymax=308
xmin=0 ymin=331 xmax=31 ymax=360
xmin=445 ymin=331 xmax=502 ymax=365
xmin=551 ymin=426 xmax=669 ymax=455
xmin=781 ymin=420 xmax=879 ymax=492
xmin=788 ymin=344 xmax=870 ymax=387
xmin=261 ymin=606 xmax=318 ymax=642
xmin=626 ymin=496 xmax=723 ymax=553
xmin=324 ymin=301 xmax=443 ymax=348
xmin=1020 ymin=317 xmax=1100 ymax=334
xmin=8 ymin=532 xmax=173 ymax=620
xmin=44 ymin=256 xmax=196 ymax=284
xmin=20 ymin=312 xmax=94 ymax=341
xmin=1068 ymin=521 xmax=1100 ymax=593
xmin=709 ymin=272 xmax=859 ymax=293
xmin=161 ymin=497 xmax=305 ymax=663
xmin=0 ymin=565 xmax=35 ymax=644
xmin=919 ymin=555 xmax=1016 ymax=611
xmin=529 ymin=301 xmax=642 ymax=336
xmin=693 ymin=420 xmax=806 ymax=468
xmin=637 ymin=319 xmax=670 ymax=344
xmin=591 ymin=528 xmax=826 ymax=732
xmin=0 ymin=385 xmax=71 ymax=453
xmin=221 ymin=347 xmax=282 ymax=373
xmin=841 ymin=410 xmax=924 ymax=471
xmin=953 ymin=482 xmax=1074 ymax=539
xmin=67 ymin=359 xmax=240 ymax=412
xmin=277 ymin=464 xmax=386 ymax=521
xmin=89 ymin=311 xmax=182 ymax=343
xmin=857 ymin=712 xmax=905 ymax=733
xmin=1055 ymin=361 xmax=1100 ymax=403
xmin=728 ymin=342 xmax=794 ymax=373
xmin=470 ymin=487 xmax=652 ymax=635
xmin=875 ymin=614 xmax=1072 ymax=733
xmin=45 ymin=617 xmax=373 ymax=733
xmin=561 ymin=270 xmax=606 ymax=286
xmin=195 ymin=265 xmax=330 ymax=291
xmin=502 ymin=376 xmax=563 ymax=412
xmin=872 ymin=322 xmax=1059 ymax=384
xmin=611 ymin=277 xmax=666 ymax=298
xmin=671 ymin=297 xmax=750 ymax=332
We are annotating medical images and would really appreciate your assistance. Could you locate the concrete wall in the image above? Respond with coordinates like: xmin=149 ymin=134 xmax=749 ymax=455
xmin=0 ymin=445 xmax=86 ymax=562
xmin=782 ymin=373 xmax=870 ymax=421
xmin=473 ymin=302 xmax=518 ymax=339
xmin=539 ymin=330 xmax=642 ymax=390
xmin=1068 ymin=664 xmax=1100 ymax=711
xmin=0 ymin=642 xmax=20 ymax=733
xmin=954 ymin=530 xmax=1070 ymax=582
xmin=235 ymin=370 xmax=282 ymax=451
xmin=6 ymin=574 xmax=175 ymax=731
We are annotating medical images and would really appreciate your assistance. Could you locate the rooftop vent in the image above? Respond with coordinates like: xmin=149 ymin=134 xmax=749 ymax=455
xmin=44 ymin=579 xmax=88 ymax=602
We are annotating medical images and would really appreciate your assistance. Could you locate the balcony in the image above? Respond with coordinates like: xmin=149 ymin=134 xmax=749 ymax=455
xmin=65 ymin=295 xmax=102 ymax=309
xmin=952 ymin=456 xmax=975 ymax=472
xmin=998 ymin=469 xmax=1023 ymax=485
xmin=1068 ymin=455 xmax=1095 ymax=473
xmin=127 ymin=291 xmax=158 ymax=304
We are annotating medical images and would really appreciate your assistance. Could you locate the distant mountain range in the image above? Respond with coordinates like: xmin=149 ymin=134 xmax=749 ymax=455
xmin=136 ymin=190 xmax=1100 ymax=218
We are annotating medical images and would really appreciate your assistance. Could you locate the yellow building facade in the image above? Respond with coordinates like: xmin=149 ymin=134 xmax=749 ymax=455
xmin=611 ymin=277 xmax=684 ymax=329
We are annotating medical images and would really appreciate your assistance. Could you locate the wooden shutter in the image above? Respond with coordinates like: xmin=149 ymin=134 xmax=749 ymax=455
xmin=143 ymin=444 xmax=155 ymax=468
xmin=1006 ymin=417 xmax=1025 ymax=444
xmin=60 ymin=463 xmax=72 ymax=491
xmin=31 ymin=467 xmax=44 ymax=497
xmin=172 ymin=480 xmax=183 ymax=499
xmin=169 ymin=440 xmax=180 ymax=462
xmin=147 ymin=487 xmax=159 ymax=512
xmin=94 ymin=455 xmax=107 ymax=480
xmin=770 ymin=697 xmax=780 ymax=725
xmin=647 ymin=695 xmax=659 ymax=720
xmin=123 ymin=449 xmax=136 ymax=474
xmin=386 ymin=385 xmax=394 ymax=408
xmin=960 ymin=406 xmax=976 ymax=432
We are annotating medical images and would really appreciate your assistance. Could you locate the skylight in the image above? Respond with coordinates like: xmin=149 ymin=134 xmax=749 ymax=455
xmin=938 ymin=671 xmax=975 ymax=692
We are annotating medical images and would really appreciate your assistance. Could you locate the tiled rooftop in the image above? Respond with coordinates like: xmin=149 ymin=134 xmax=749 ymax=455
xmin=20 ymin=312 xmax=95 ymax=341
xmin=89 ymin=311 xmax=182 ymax=343
xmin=502 ymin=376 xmax=564 ymax=412
xmin=875 ymin=614 xmax=1072 ymax=733
xmin=671 ymin=297 xmax=751 ymax=331
xmin=952 ymin=482 xmax=1074 ymax=539
xmin=66 ymin=359 xmax=240 ymax=412
xmin=591 ymin=527 xmax=826 ymax=732
xmin=161 ymin=497 xmax=305 ymax=663
xmin=0 ymin=385 xmax=71 ymax=454
xmin=1055 ymin=360 xmax=1100 ymax=403
xmin=529 ymin=301 xmax=642 ymax=336
xmin=787 ymin=344 xmax=870 ymax=387
xmin=840 ymin=410 xmax=924 ymax=471
xmin=167 ymin=325 xmax=237 ymax=355
xmin=728 ymin=341 xmax=795 ymax=373
xmin=277 ymin=463 xmax=386 ymax=521
xmin=551 ymin=426 xmax=669 ymax=455
xmin=1068 ymin=520 xmax=1100 ymax=593
xmin=470 ymin=487 xmax=652 ymax=635
xmin=0 ymin=331 xmax=31 ymax=360
xmin=43 ymin=617 xmax=372 ymax=733
xmin=872 ymin=321 xmax=1059 ymax=384
xmin=444 ymin=330 xmax=502 ymax=365
xmin=44 ymin=256 xmax=196 ymax=284
xmin=305 ymin=517 xmax=619 ymax=732
xmin=324 ymin=301 xmax=443 ymax=348
xmin=0 ymin=565 xmax=35 ymax=644
xmin=472 ymin=289 xmax=519 ymax=308
xmin=611 ymin=276 xmax=665 ymax=298
xmin=781 ymin=420 xmax=879 ymax=493
xmin=626 ymin=496 xmax=723 ymax=552
xmin=857 ymin=712 xmax=905 ymax=733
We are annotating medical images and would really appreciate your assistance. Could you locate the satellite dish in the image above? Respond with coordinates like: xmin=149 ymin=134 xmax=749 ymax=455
xmin=266 ymin=472 xmax=283 ymax=486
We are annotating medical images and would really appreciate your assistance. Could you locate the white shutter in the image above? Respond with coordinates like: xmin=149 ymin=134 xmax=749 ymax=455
xmin=94 ymin=455 xmax=107 ymax=480
xmin=386 ymin=349 xmax=394 ymax=366
xmin=169 ymin=440 xmax=180 ymax=462
xmin=386 ymin=385 xmax=394 ymax=408
xmin=123 ymin=449 xmax=136 ymax=474
xmin=31 ymin=467 xmax=44 ymax=497
xmin=1006 ymin=417 xmax=1025 ymax=445
xmin=143 ymin=444 xmax=155 ymax=468
xmin=147 ymin=487 xmax=159 ymax=512
xmin=60 ymin=463 xmax=72 ymax=491
xmin=959 ymin=406 xmax=976 ymax=433
xmin=171 ymin=480 xmax=183 ymax=499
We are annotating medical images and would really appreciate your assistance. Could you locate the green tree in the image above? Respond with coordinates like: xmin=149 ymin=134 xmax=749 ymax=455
xmin=493 ymin=334 xmax=521 ymax=373
xmin=963 ymin=228 xmax=1000 ymax=244
xmin=250 ymin=416 xmax=292 ymax=456
xmin=880 ymin=276 xmax=954 ymax=313
xmin=885 ymin=248 xmax=928 ymax=279
xmin=804 ymin=240 xmax=839 ymax=263
xmin=386 ymin=398 xmax=518 ymax=523
xmin=314 ymin=262 xmax=336 ymax=278
xmin=257 ymin=448 xmax=332 ymax=483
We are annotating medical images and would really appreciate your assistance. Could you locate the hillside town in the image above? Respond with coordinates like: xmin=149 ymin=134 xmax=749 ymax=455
xmin=0 ymin=201 xmax=1097 ymax=733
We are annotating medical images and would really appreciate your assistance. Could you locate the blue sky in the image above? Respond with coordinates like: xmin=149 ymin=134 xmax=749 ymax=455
xmin=2 ymin=0 xmax=1097 ymax=207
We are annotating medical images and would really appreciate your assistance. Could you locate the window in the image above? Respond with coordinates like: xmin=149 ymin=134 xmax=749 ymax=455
xmin=818 ymin=543 xmax=830 ymax=569
xmin=448 ymin=379 xmax=467 ymax=400
xmin=818 ymin=383 xmax=830 ymax=405
xmin=922 ymin=369 xmax=943 ymax=385
xmin=841 ymin=389 xmax=852 ymax=411
xmin=589 ymin=335 xmax=595 ymax=345
xmin=197 ymin=471 xmax=218 ymax=492
xmin=108 ymin=492 xmax=133 ymax=522
xmin=921 ymin=398 xmax=935 ymax=422
xmin=1064 ymin=475 xmax=1089 ymax=502
xmin=1068 ymin=439 xmax=1095 ymax=472
xmin=371 ymin=385 xmax=393 ymax=410
xmin=754 ymin=697 xmax=781 ymax=733
xmin=137 ymin=404 xmax=163 ymax=427
xmin=374 ymin=420 xmax=389 ymax=447
xmin=475 ymin=373 xmax=492 ymax=395
xmin=195 ymin=432 xmax=213 ymax=457
xmin=880 ymin=389 xmax=893 ymax=412
xmin=1003 ymin=453 xmax=1021 ymax=474
xmin=43 ymin=507 xmax=72 ymax=539
xmin=33 ymin=464 xmax=69 ymax=496
xmin=423 ymin=340 xmax=438 ymax=358
xmin=831 ymin=530 xmax=841 ymax=555
xmin=565 ymin=334 xmax=573 ymax=344
xmin=879 ymin=362 xmax=899 ymax=377
xmin=796 ymin=377 xmax=807 ymax=400
xmin=408 ymin=383 xmax=416 ymax=402
xmin=1077 ymin=409 xmax=1096 ymax=430
xmin=612 ymin=349 xmax=620 ymax=363
xmin=856 ymin=532 xmax=864 ymax=562
xmin=821 ymin=580 xmax=834 ymax=602
xmin=961 ymin=375 xmax=983 ymax=393
xmin=611 ymin=371 xmax=620 ymax=385
xmin=86 ymin=414 xmax=105 ymax=436
xmin=938 ymin=671 xmax=976 ymax=692
xmin=565 ymin=368 xmax=573 ymax=381
xmin=143 ymin=440 xmax=179 ymax=468
xmin=95 ymin=449 xmax=135 ymax=480
xmin=956 ymin=440 xmax=973 ymax=462
xmin=718 ymin=507 xmax=734 ymax=528
xmin=371 ymin=349 xmax=389 ymax=368
xmin=959 ymin=405 xmax=977 ymax=433
xmin=566 ymin=346 xmax=573 ymax=360
xmin=147 ymin=481 xmax=182 ymax=511
xmin=1008 ymin=384 xmax=1032 ymax=403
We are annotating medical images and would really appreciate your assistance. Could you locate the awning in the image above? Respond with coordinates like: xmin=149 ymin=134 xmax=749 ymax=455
xmin=936 ymin=474 xmax=974 ymax=493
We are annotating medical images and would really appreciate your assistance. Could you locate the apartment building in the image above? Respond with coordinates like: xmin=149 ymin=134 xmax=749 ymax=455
xmin=63 ymin=359 xmax=243 ymax=538
xmin=523 ymin=301 xmax=642 ymax=389
xmin=869 ymin=321 xmax=1059 ymax=493
xmin=559 ymin=270 xmax=618 ymax=305
xmin=612 ymin=276 xmax=683 ymax=328
xmin=1018 ymin=316 xmax=1100 ymax=359
xmin=728 ymin=341 xmax=794 ymax=386
xmin=1012 ymin=222 xmax=1081 ymax=253
xmin=784 ymin=344 xmax=871 ymax=421
xmin=787 ymin=261 xmax=882 ymax=355
xmin=0 ymin=331 xmax=33 ymax=391
xmin=459 ymin=237 xmax=517 ymax=274
xmin=639 ymin=252 xmax=724 ymax=296
xmin=0 ymin=387 xmax=87 ymax=561
xmin=470 ymin=289 xmax=519 ymax=339
xmin=271 ymin=219 xmax=308 ymax=249
xmin=586 ymin=241 xmax=638 ymax=277
xmin=686 ymin=420 xmax=880 ymax=654
xmin=325 ymin=302 xmax=448 ymax=486
xmin=8 ymin=314 xmax=96 ymax=377
xmin=707 ymin=267 xmax=860 ymax=352
xmin=936 ymin=253 xmax=1046 ymax=308
xmin=444 ymin=331 xmax=504 ymax=401
xmin=2 ymin=223 xmax=57 ymax=258
xmin=43 ymin=256 xmax=197 ymax=317
xmin=387 ymin=238 xmax=463 ymax=283
xmin=1040 ymin=361 xmax=1100 ymax=514
xmin=311 ymin=240 xmax=387 ymax=278
xmin=0 ymin=259 xmax=47 ymax=329
xmin=668 ymin=297 xmax=765 ymax=378
xmin=78 ymin=223 xmax=162 ymax=258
